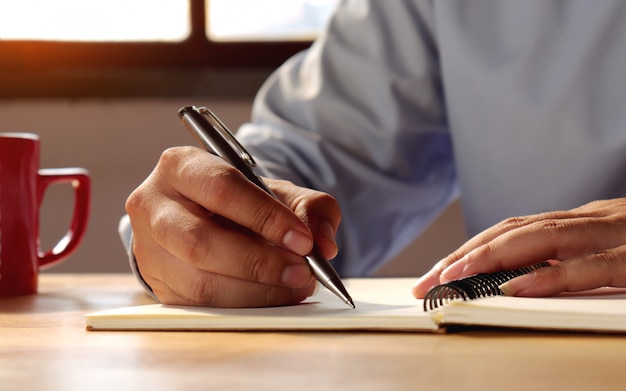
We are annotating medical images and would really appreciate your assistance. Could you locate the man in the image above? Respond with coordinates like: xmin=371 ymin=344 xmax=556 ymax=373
xmin=121 ymin=0 xmax=626 ymax=307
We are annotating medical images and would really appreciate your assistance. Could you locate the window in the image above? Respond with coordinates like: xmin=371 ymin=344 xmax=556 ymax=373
xmin=0 ymin=0 xmax=339 ymax=98
xmin=208 ymin=0 xmax=339 ymax=42
xmin=0 ymin=0 xmax=190 ymax=42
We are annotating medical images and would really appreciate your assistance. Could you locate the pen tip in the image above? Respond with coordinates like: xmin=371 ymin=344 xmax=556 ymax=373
xmin=347 ymin=299 xmax=356 ymax=309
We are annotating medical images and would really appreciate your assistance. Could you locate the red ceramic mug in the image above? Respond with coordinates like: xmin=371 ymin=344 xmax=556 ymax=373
xmin=0 ymin=133 xmax=90 ymax=296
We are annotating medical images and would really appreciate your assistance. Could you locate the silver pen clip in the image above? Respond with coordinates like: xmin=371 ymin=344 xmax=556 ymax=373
xmin=194 ymin=106 xmax=257 ymax=168
xmin=179 ymin=105 xmax=276 ymax=197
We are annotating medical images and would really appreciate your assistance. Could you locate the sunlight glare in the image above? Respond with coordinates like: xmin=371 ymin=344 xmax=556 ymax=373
xmin=0 ymin=0 xmax=190 ymax=42
xmin=207 ymin=0 xmax=339 ymax=41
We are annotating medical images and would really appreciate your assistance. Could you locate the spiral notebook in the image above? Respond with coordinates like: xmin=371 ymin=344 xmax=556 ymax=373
xmin=85 ymin=266 xmax=626 ymax=334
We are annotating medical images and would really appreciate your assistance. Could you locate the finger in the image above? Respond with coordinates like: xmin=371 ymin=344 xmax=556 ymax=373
xmin=157 ymin=147 xmax=315 ymax=256
xmin=442 ymin=217 xmax=626 ymax=281
xmin=413 ymin=212 xmax=570 ymax=299
xmin=141 ymin=245 xmax=316 ymax=307
xmin=499 ymin=245 xmax=626 ymax=297
xmin=138 ymin=192 xmax=314 ymax=289
xmin=413 ymin=208 xmax=623 ymax=298
xmin=412 ymin=223 xmax=524 ymax=298
xmin=446 ymin=210 xmax=586 ymax=265
xmin=270 ymin=179 xmax=341 ymax=260
xmin=412 ymin=258 xmax=454 ymax=298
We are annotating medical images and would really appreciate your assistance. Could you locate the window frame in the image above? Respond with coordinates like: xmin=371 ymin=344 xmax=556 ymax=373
xmin=0 ymin=1 xmax=313 ymax=98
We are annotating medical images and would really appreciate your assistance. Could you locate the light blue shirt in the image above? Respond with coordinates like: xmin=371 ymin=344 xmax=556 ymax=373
xmin=236 ymin=0 xmax=626 ymax=277
xmin=121 ymin=0 xmax=626 ymax=283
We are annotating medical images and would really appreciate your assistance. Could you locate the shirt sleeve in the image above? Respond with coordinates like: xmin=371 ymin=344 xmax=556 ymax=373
xmin=236 ymin=0 xmax=459 ymax=276
xmin=118 ymin=214 xmax=157 ymax=300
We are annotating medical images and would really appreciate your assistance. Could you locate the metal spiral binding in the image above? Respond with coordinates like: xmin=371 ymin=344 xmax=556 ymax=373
xmin=423 ymin=262 xmax=551 ymax=311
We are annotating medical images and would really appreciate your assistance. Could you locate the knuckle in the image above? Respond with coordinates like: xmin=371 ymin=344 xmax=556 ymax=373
xmin=535 ymin=219 xmax=570 ymax=240
xmin=498 ymin=216 xmax=529 ymax=230
xmin=176 ymin=220 xmax=213 ymax=267
xmin=158 ymin=147 xmax=178 ymax=164
xmin=154 ymin=147 xmax=190 ymax=178
xmin=497 ymin=211 xmax=568 ymax=231
xmin=154 ymin=270 xmax=222 ymax=307
xmin=151 ymin=279 xmax=187 ymax=306
xmin=147 ymin=208 xmax=175 ymax=246
xmin=125 ymin=185 xmax=150 ymax=217
xmin=533 ymin=264 xmax=570 ymax=294
xmin=588 ymin=250 xmax=617 ymax=266
xmin=159 ymin=146 xmax=189 ymax=167
xmin=548 ymin=250 xmax=621 ymax=292
xmin=548 ymin=263 xmax=569 ymax=283
xmin=239 ymin=250 xmax=275 ymax=284
xmin=474 ymin=242 xmax=499 ymax=259
xmin=188 ymin=273 xmax=218 ymax=305
xmin=198 ymin=165 xmax=254 ymax=214
xmin=587 ymin=250 xmax=619 ymax=285
xmin=198 ymin=165 xmax=237 ymax=200
xmin=125 ymin=149 xmax=195 ymax=217
xmin=124 ymin=190 xmax=139 ymax=214
xmin=439 ymin=250 xmax=466 ymax=270
xmin=148 ymin=208 xmax=213 ymax=267
xmin=248 ymin=202 xmax=281 ymax=237
xmin=261 ymin=284 xmax=295 ymax=307
xmin=264 ymin=286 xmax=279 ymax=307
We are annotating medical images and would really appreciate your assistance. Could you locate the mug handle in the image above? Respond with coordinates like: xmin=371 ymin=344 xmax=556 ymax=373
xmin=37 ymin=168 xmax=91 ymax=269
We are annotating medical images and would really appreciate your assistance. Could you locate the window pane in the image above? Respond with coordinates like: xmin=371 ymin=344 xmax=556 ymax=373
xmin=0 ymin=0 xmax=190 ymax=42
xmin=207 ymin=0 xmax=339 ymax=42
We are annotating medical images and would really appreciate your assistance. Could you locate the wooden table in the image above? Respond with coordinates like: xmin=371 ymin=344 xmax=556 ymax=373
xmin=1 ymin=274 xmax=625 ymax=390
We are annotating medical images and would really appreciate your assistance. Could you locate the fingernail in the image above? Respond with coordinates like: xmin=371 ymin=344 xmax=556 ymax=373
xmin=413 ymin=269 xmax=435 ymax=289
xmin=441 ymin=257 xmax=467 ymax=282
xmin=499 ymin=273 xmax=536 ymax=296
xmin=412 ymin=275 xmax=432 ymax=298
xmin=319 ymin=221 xmax=336 ymax=244
xmin=318 ymin=220 xmax=338 ymax=258
xmin=281 ymin=263 xmax=312 ymax=287
xmin=414 ymin=259 xmax=445 ymax=287
xmin=282 ymin=230 xmax=312 ymax=255
xmin=413 ymin=273 xmax=427 ymax=287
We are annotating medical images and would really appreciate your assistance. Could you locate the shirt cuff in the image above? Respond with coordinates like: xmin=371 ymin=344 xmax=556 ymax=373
xmin=118 ymin=215 xmax=158 ymax=300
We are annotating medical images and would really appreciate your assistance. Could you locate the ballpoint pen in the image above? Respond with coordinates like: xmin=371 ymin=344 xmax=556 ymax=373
xmin=177 ymin=105 xmax=355 ymax=309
